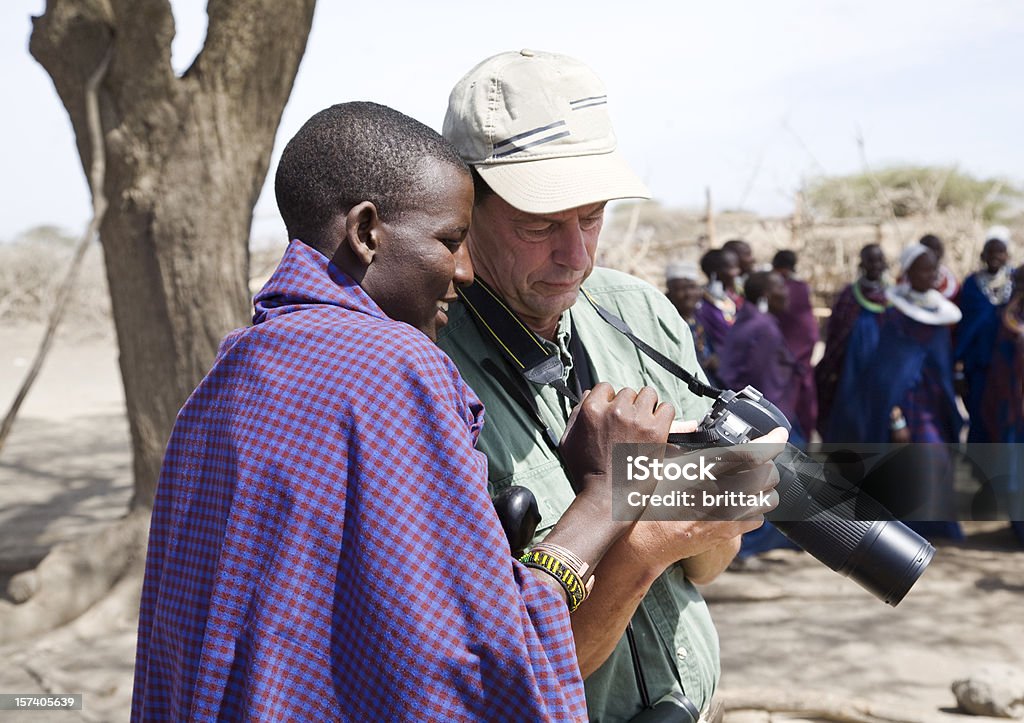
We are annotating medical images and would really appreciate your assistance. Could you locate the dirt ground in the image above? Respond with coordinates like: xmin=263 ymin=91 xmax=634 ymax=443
xmin=1 ymin=322 xmax=1022 ymax=722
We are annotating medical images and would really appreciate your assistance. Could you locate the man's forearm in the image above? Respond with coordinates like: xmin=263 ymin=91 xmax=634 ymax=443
xmin=570 ymin=524 xmax=746 ymax=675
xmin=679 ymin=536 xmax=740 ymax=585
xmin=569 ymin=534 xmax=662 ymax=678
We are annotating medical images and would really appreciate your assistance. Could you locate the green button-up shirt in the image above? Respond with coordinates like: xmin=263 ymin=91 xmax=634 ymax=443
xmin=438 ymin=267 xmax=719 ymax=722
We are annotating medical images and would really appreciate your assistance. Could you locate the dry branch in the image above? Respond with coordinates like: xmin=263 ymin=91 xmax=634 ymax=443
xmin=855 ymin=129 xmax=906 ymax=247
xmin=0 ymin=47 xmax=111 ymax=454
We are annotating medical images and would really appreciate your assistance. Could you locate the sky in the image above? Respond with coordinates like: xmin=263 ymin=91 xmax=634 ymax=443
xmin=3 ymin=0 xmax=1023 ymax=243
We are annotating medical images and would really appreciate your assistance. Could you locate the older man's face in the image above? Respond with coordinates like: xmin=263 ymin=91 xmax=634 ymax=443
xmin=466 ymin=193 xmax=605 ymax=336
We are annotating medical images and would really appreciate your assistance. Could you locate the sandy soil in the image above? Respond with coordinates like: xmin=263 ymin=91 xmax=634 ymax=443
xmin=1 ymin=322 xmax=1021 ymax=722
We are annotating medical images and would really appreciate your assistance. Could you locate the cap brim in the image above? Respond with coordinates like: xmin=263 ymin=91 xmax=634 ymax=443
xmin=476 ymin=150 xmax=650 ymax=214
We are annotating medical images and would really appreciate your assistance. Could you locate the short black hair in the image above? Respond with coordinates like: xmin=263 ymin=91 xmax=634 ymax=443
xmin=919 ymin=234 xmax=944 ymax=258
xmin=859 ymin=243 xmax=882 ymax=262
xmin=744 ymin=271 xmax=776 ymax=303
xmin=275 ymin=101 xmax=469 ymax=255
xmin=772 ymin=249 xmax=797 ymax=271
xmin=700 ymin=248 xmax=728 ymax=279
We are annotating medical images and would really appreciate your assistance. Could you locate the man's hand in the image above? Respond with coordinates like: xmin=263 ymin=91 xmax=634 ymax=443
xmin=617 ymin=427 xmax=787 ymax=575
xmin=536 ymin=384 xmax=674 ymax=613
xmin=569 ymin=427 xmax=788 ymax=675
xmin=560 ymin=382 xmax=674 ymax=512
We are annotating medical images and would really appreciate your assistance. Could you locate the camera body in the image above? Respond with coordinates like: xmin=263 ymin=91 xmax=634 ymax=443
xmin=693 ymin=386 xmax=791 ymax=444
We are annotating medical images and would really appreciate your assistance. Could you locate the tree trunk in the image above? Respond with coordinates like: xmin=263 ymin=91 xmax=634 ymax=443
xmin=29 ymin=0 xmax=316 ymax=508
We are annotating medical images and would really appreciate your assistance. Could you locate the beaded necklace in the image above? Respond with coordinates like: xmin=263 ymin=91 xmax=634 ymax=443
xmin=977 ymin=267 xmax=1013 ymax=306
xmin=852 ymin=279 xmax=889 ymax=314
xmin=887 ymin=285 xmax=962 ymax=326
xmin=703 ymin=289 xmax=737 ymax=323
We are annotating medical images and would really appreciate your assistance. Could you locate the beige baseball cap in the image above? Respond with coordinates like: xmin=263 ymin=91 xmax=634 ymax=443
xmin=443 ymin=49 xmax=650 ymax=214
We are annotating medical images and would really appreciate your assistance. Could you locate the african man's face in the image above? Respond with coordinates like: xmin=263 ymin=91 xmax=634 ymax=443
xmin=718 ymin=250 xmax=741 ymax=287
xmin=667 ymin=277 xmax=702 ymax=318
xmin=766 ymin=273 xmax=789 ymax=315
xmin=362 ymin=159 xmax=474 ymax=341
xmin=907 ymin=250 xmax=939 ymax=293
xmin=982 ymin=241 xmax=1008 ymax=275
xmin=731 ymin=243 xmax=754 ymax=275
xmin=860 ymin=247 xmax=887 ymax=282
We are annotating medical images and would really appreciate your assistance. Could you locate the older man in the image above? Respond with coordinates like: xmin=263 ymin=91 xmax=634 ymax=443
xmin=438 ymin=50 xmax=784 ymax=722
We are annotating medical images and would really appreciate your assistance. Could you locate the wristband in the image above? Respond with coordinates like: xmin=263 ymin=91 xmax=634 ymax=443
xmin=520 ymin=546 xmax=594 ymax=612
xmin=532 ymin=542 xmax=596 ymax=599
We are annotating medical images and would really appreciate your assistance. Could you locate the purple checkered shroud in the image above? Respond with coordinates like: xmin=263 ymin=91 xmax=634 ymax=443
xmin=131 ymin=240 xmax=586 ymax=721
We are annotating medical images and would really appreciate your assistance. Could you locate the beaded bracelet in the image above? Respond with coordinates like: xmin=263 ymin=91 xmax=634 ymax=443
xmin=520 ymin=544 xmax=594 ymax=613
xmin=531 ymin=542 xmax=588 ymax=574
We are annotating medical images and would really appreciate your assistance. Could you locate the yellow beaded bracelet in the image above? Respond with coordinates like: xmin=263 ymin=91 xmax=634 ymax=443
xmin=519 ymin=546 xmax=594 ymax=612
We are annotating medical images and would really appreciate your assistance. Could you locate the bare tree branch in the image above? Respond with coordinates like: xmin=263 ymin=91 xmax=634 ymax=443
xmin=855 ymin=128 xmax=908 ymax=246
xmin=197 ymin=0 xmax=316 ymax=114
xmin=923 ymin=167 xmax=953 ymax=216
xmin=106 ymin=0 xmax=176 ymax=89
xmin=0 ymin=47 xmax=111 ymax=453
xmin=29 ymin=0 xmax=115 ymax=179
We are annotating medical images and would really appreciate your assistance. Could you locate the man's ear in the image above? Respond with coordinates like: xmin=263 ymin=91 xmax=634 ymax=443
xmin=344 ymin=201 xmax=383 ymax=267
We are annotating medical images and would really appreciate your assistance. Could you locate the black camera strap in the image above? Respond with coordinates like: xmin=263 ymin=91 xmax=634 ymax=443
xmin=577 ymin=288 xmax=723 ymax=403
xmin=575 ymin=288 xmax=725 ymax=447
xmin=456 ymin=278 xmax=580 ymax=405
xmin=458 ymin=279 xmax=725 ymax=447
xmin=458 ymin=279 xmax=723 ymax=404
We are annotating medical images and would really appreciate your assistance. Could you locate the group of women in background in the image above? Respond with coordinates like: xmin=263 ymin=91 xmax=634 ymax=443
xmin=666 ymin=229 xmax=1024 ymax=547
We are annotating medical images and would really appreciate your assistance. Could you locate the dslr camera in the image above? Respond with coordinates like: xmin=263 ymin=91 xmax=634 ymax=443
xmin=673 ymin=385 xmax=934 ymax=606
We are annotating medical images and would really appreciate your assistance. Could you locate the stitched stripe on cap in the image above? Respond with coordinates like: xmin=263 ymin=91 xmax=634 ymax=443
xmin=493 ymin=120 xmax=567 ymax=151
xmin=493 ymin=130 xmax=572 ymax=158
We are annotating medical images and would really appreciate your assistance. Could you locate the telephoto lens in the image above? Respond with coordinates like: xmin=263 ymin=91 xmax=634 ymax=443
xmin=673 ymin=387 xmax=934 ymax=607
xmin=769 ymin=444 xmax=934 ymax=606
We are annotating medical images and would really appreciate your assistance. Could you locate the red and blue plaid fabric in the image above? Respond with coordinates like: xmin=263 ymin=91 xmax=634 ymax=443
xmin=131 ymin=240 xmax=586 ymax=721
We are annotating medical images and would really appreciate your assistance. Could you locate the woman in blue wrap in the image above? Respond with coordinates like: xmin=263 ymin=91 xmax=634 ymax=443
xmin=955 ymin=231 xmax=1012 ymax=442
xmin=818 ymin=244 xmax=890 ymax=443
xmin=980 ymin=266 xmax=1024 ymax=545
xmin=862 ymin=244 xmax=963 ymax=541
